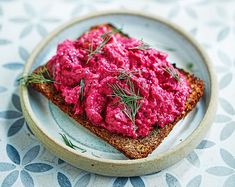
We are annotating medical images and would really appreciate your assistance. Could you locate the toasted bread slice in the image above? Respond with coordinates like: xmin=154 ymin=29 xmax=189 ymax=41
xmin=30 ymin=24 xmax=204 ymax=159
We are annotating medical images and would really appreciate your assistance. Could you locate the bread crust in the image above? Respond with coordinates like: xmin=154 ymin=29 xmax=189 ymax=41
xmin=31 ymin=65 xmax=203 ymax=159
xmin=30 ymin=24 xmax=204 ymax=159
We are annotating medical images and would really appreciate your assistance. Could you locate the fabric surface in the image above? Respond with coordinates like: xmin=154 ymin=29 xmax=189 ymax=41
xmin=0 ymin=0 xmax=235 ymax=186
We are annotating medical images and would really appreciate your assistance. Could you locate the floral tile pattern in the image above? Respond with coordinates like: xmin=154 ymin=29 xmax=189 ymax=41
xmin=0 ymin=0 xmax=234 ymax=186
xmin=0 ymin=144 xmax=53 ymax=187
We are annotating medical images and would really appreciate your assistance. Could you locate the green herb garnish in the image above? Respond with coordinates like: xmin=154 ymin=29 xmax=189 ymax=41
xmin=86 ymin=28 xmax=122 ymax=63
xmin=60 ymin=133 xmax=86 ymax=152
xmin=128 ymin=39 xmax=150 ymax=51
xmin=86 ymin=35 xmax=111 ymax=63
xmin=112 ymin=26 xmax=123 ymax=34
xmin=163 ymin=47 xmax=176 ymax=52
xmin=109 ymin=74 xmax=143 ymax=129
xmin=163 ymin=65 xmax=181 ymax=84
xmin=80 ymin=78 xmax=85 ymax=102
xmin=118 ymin=70 xmax=133 ymax=80
xmin=187 ymin=63 xmax=194 ymax=71
xmin=18 ymin=67 xmax=54 ymax=86
xmin=117 ymin=69 xmax=142 ymax=80
xmin=100 ymin=26 xmax=123 ymax=38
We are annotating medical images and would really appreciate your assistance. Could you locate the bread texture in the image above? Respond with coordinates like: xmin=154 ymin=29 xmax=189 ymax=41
xmin=30 ymin=24 xmax=204 ymax=159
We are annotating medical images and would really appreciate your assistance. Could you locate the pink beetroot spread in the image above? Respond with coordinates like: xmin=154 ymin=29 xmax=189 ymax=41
xmin=47 ymin=25 xmax=191 ymax=138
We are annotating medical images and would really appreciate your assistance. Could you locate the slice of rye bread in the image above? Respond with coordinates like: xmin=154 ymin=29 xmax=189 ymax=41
xmin=29 ymin=24 xmax=204 ymax=159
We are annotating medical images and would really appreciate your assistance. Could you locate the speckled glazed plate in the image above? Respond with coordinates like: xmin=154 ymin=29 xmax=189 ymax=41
xmin=20 ymin=11 xmax=217 ymax=176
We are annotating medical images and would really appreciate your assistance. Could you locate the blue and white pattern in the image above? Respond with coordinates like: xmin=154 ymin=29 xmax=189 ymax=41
xmin=0 ymin=144 xmax=53 ymax=187
xmin=0 ymin=0 xmax=234 ymax=186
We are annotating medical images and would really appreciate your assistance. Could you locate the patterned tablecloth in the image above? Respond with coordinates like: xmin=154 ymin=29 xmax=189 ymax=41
xmin=0 ymin=0 xmax=235 ymax=186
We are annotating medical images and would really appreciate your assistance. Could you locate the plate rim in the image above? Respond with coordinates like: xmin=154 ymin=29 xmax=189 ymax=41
xmin=20 ymin=10 xmax=218 ymax=176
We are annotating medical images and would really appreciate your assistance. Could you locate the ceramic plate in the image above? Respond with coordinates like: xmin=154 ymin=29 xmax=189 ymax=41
xmin=20 ymin=11 xmax=217 ymax=176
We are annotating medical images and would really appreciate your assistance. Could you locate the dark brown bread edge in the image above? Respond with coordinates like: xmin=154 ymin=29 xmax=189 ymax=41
xmin=29 ymin=23 xmax=204 ymax=159
xmin=30 ymin=66 xmax=204 ymax=159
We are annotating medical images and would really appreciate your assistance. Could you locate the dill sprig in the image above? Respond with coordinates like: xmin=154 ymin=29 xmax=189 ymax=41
xmin=86 ymin=35 xmax=111 ymax=63
xmin=60 ymin=133 xmax=78 ymax=149
xmin=18 ymin=67 xmax=54 ymax=86
xmin=128 ymin=39 xmax=150 ymax=51
xmin=60 ymin=133 xmax=86 ymax=152
xmin=109 ymin=75 xmax=143 ymax=129
xmin=100 ymin=26 xmax=123 ymax=38
xmin=112 ymin=26 xmax=123 ymax=34
xmin=163 ymin=65 xmax=181 ymax=84
xmin=117 ymin=69 xmax=141 ymax=80
xmin=80 ymin=78 xmax=85 ymax=102
xmin=187 ymin=63 xmax=194 ymax=71
xmin=86 ymin=28 xmax=122 ymax=63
